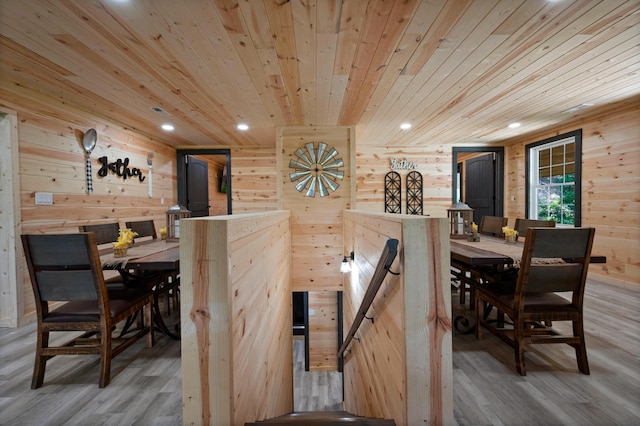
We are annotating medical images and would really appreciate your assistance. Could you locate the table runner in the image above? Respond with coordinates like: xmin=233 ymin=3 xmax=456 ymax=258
xmin=101 ymin=240 xmax=180 ymax=269
xmin=454 ymin=237 xmax=564 ymax=268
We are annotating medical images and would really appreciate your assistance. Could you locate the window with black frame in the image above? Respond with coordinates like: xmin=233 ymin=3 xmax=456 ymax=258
xmin=526 ymin=129 xmax=582 ymax=227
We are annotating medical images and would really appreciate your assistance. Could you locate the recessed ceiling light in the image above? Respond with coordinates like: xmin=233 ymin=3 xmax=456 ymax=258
xmin=508 ymin=122 xmax=521 ymax=129
xmin=237 ymin=123 xmax=249 ymax=131
xmin=400 ymin=122 xmax=412 ymax=130
xmin=161 ymin=123 xmax=174 ymax=131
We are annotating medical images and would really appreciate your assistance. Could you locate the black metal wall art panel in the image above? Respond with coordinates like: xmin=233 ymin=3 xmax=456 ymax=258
xmin=406 ymin=171 xmax=423 ymax=215
xmin=384 ymin=171 xmax=401 ymax=214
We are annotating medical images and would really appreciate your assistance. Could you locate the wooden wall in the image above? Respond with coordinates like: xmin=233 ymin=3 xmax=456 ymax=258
xmin=342 ymin=210 xmax=452 ymax=426
xmin=502 ymin=99 xmax=640 ymax=288
xmin=354 ymin=145 xmax=452 ymax=216
xmin=278 ymin=126 xmax=355 ymax=370
xmin=0 ymin=90 xmax=178 ymax=326
xmin=180 ymin=211 xmax=292 ymax=426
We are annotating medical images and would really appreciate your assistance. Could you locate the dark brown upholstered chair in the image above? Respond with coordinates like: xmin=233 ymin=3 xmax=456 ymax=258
xmin=78 ymin=222 xmax=120 ymax=245
xmin=479 ymin=216 xmax=509 ymax=237
xmin=475 ymin=227 xmax=595 ymax=375
xmin=125 ymin=220 xmax=157 ymax=242
xmin=514 ymin=218 xmax=555 ymax=241
xmin=22 ymin=233 xmax=154 ymax=388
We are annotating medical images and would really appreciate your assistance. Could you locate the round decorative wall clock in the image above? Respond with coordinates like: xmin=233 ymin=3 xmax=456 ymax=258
xmin=289 ymin=142 xmax=344 ymax=197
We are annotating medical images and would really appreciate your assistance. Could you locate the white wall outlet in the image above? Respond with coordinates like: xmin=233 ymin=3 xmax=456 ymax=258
xmin=35 ymin=192 xmax=53 ymax=205
xmin=308 ymin=309 xmax=315 ymax=316
xmin=161 ymin=197 xmax=165 ymax=205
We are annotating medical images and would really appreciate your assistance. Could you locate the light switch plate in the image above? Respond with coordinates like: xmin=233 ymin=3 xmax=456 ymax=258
xmin=35 ymin=192 xmax=53 ymax=205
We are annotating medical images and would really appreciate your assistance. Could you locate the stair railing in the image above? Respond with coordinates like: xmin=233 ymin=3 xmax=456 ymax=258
xmin=338 ymin=238 xmax=399 ymax=357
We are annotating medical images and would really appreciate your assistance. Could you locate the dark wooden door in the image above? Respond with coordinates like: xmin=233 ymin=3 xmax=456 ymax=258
xmin=186 ymin=155 xmax=209 ymax=217
xmin=465 ymin=153 xmax=496 ymax=224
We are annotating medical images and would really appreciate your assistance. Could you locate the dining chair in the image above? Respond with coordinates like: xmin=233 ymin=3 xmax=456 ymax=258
xmin=514 ymin=218 xmax=555 ymax=241
xmin=125 ymin=220 xmax=157 ymax=241
xmin=475 ymin=227 xmax=596 ymax=375
xmin=78 ymin=222 xmax=120 ymax=245
xmin=21 ymin=233 xmax=154 ymax=388
xmin=126 ymin=219 xmax=179 ymax=314
xmin=479 ymin=215 xmax=509 ymax=237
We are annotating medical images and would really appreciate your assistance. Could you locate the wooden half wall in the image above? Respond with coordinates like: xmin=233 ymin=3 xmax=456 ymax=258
xmin=342 ymin=210 xmax=453 ymax=426
xmin=180 ymin=211 xmax=293 ymax=426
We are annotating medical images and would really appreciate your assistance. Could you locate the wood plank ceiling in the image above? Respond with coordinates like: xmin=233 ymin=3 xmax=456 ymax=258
xmin=1 ymin=0 xmax=639 ymax=148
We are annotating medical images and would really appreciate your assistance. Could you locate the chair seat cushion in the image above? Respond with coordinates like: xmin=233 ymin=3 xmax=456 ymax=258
xmin=480 ymin=287 xmax=577 ymax=312
xmin=44 ymin=292 xmax=152 ymax=323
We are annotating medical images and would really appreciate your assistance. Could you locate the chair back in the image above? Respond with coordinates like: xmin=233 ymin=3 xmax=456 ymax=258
xmin=125 ymin=220 xmax=157 ymax=240
xmin=21 ymin=233 xmax=106 ymax=309
xmin=514 ymin=218 xmax=555 ymax=239
xmin=78 ymin=223 xmax=120 ymax=245
xmin=479 ymin=216 xmax=508 ymax=236
xmin=516 ymin=227 xmax=595 ymax=299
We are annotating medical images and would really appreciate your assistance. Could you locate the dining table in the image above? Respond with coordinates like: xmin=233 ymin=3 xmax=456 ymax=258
xmin=450 ymin=234 xmax=606 ymax=334
xmin=100 ymin=239 xmax=181 ymax=339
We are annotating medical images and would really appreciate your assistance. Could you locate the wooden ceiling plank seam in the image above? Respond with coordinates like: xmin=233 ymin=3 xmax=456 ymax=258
xmin=264 ymin=0 xmax=305 ymax=125
xmin=291 ymin=0 xmax=318 ymax=125
xmin=339 ymin=0 xmax=423 ymax=126
xmin=206 ymin=0 xmax=290 ymax=129
xmin=359 ymin=0 xmax=516 ymax=146
xmin=374 ymin=0 xmax=630 ymax=146
xmin=332 ymin=0 xmax=370 ymax=76
xmin=401 ymin=0 xmax=475 ymax=76
xmin=422 ymin=14 xmax=634 ymax=138
xmin=58 ymin=0 xmax=239 ymax=145
xmin=337 ymin=0 xmax=399 ymax=124
xmin=475 ymin=29 xmax=640 ymax=125
xmin=317 ymin=32 xmax=339 ymax=126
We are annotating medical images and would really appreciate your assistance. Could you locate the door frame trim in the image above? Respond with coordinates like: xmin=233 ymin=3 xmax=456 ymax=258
xmin=177 ymin=149 xmax=232 ymax=215
xmin=451 ymin=146 xmax=504 ymax=217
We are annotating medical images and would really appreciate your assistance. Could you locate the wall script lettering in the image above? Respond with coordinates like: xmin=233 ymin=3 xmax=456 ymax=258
xmin=390 ymin=157 xmax=418 ymax=170
xmin=97 ymin=156 xmax=145 ymax=182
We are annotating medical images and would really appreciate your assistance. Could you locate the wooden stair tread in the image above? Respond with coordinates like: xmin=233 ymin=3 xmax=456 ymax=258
xmin=246 ymin=411 xmax=395 ymax=425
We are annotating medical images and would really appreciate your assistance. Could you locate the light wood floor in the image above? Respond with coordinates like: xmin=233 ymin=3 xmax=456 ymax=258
xmin=1 ymin=277 xmax=638 ymax=425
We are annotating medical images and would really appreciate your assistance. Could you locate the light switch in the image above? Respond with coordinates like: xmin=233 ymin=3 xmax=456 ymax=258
xmin=35 ymin=192 xmax=53 ymax=205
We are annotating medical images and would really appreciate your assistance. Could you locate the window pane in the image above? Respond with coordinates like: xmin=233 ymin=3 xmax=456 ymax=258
xmin=565 ymin=142 xmax=575 ymax=163
xmin=566 ymin=162 xmax=575 ymax=183
xmin=537 ymin=187 xmax=549 ymax=219
xmin=551 ymin=146 xmax=564 ymax=166
xmin=551 ymin=165 xmax=564 ymax=183
xmin=539 ymin=166 xmax=550 ymax=185
xmin=539 ymin=149 xmax=550 ymax=167
xmin=548 ymin=186 xmax=562 ymax=223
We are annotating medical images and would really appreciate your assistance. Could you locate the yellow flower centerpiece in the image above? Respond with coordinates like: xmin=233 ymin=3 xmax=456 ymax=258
xmin=159 ymin=226 xmax=167 ymax=240
xmin=468 ymin=222 xmax=480 ymax=242
xmin=112 ymin=228 xmax=138 ymax=257
xmin=502 ymin=226 xmax=518 ymax=243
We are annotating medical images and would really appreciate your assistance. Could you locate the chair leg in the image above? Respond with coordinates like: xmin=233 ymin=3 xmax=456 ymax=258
xmin=146 ymin=304 xmax=155 ymax=348
xmin=475 ymin=292 xmax=482 ymax=340
xmin=98 ymin=328 xmax=113 ymax=388
xmin=31 ymin=330 xmax=49 ymax=389
xmin=513 ymin=320 xmax=526 ymax=376
xmin=459 ymin=282 xmax=466 ymax=304
xmin=573 ymin=318 xmax=590 ymax=374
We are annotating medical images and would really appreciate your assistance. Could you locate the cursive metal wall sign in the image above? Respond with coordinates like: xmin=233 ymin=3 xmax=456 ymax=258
xmin=389 ymin=157 xmax=418 ymax=170
xmin=97 ymin=156 xmax=146 ymax=182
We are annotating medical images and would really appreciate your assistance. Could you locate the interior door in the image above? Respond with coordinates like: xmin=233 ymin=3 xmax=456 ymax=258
xmin=465 ymin=153 xmax=496 ymax=224
xmin=185 ymin=155 xmax=209 ymax=217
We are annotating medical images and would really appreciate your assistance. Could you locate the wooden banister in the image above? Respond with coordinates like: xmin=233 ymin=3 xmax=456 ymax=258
xmin=338 ymin=238 xmax=399 ymax=357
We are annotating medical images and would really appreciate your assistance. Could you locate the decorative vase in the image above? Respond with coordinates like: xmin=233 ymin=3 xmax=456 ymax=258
xmin=505 ymin=234 xmax=517 ymax=243
xmin=113 ymin=247 xmax=128 ymax=257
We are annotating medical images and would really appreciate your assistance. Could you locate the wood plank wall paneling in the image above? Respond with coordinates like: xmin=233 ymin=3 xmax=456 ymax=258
xmin=0 ymin=91 xmax=178 ymax=325
xmin=342 ymin=210 xmax=452 ymax=426
xmin=354 ymin=145 xmax=452 ymax=216
xmin=503 ymin=99 xmax=640 ymax=288
xmin=180 ymin=211 xmax=292 ymax=426
xmin=278 ymin=126 xmax=355 ymax=370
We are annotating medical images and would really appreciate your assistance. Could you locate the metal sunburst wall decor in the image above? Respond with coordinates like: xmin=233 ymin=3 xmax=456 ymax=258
xmin=384 ymin=171 xmax=401 ymax=213
xmin=406 ymin=170 xmax=423 ymax=215
xmin=289 ymin=142 xmax=344 ymax=197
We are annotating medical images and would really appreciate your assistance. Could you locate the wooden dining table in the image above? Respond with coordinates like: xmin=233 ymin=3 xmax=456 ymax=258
xmin=101 ymin=239 xmax=181 ymax=339
xmin=450 ymin=234 xmax=606 ymax=334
